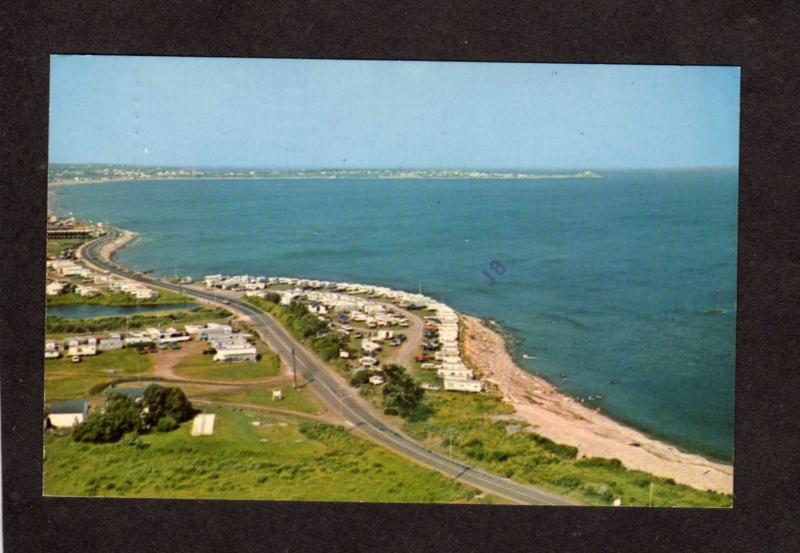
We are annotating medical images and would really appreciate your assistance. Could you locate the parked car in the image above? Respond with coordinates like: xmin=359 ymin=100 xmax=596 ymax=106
xmin=71 ymin=355 xmax=81 ymax=363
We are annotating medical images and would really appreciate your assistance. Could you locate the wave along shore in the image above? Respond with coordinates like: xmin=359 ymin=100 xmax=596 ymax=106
xmin=78 ymin=224 xmax=733 ymax=495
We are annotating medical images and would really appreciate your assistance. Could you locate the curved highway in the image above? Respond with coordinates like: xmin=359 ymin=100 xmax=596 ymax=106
xmin=80 ymin=230 xmax=577 ymax=506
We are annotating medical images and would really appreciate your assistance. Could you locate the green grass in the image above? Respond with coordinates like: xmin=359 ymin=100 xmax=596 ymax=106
xmin=45 ymin=307 xmax=231 ymax=334
xmin=46 ymin=288 xmax=194 ymax=306
xmin=43 ymin=408 xmax=493 ymax=503
xmin=202 ymin=385 xmax=324 ymax=415
xmin=45 ymin=348 xmax=153 ymax=401
xmin=173 ymin=350 xmax=281 ymax=381
xmin=403 ymin=392 xmax=733 ymax=507
xmin=47 ymin=238 xmax=87 ymax=258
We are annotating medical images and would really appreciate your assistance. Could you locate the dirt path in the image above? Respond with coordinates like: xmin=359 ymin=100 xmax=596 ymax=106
xmin=380 ymin=305 xmax=424 ymax=368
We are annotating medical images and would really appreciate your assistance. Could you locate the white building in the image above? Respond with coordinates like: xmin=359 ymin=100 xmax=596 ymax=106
xmin=46 ymin=281 xmax=68 ymax=296
xmin=97 ymin=334 xmax=124 ymax=351
xmin=444 ymin=379 xmax=483 ymax=393
xmin=75 ymin=284 xmax=99 ymax=297
xmin=47 ymin=400 xmax=89 ymax=428
xmin=369 ymin=375 xmax=385 ymax=386
xmin=213 ymin=344 xmax=258 ymax=362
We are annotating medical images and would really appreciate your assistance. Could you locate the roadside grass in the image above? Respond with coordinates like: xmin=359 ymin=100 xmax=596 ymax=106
xmin=45 ymin=307 xmax=232 ymax=334
xmin=45 ymin=348 xmax=153 ymax=401
xmin=46 ymin=288 xmax=194 ymax=306
xmin=173 ymin=349 xmax=281 ymax=381
xmin=43 ymin=407 xmax=488 ymax=503
xmin=404 ymin=392 xmax=733 ymax=507
xmin=201 ymin=385 xmax=324 ymax=415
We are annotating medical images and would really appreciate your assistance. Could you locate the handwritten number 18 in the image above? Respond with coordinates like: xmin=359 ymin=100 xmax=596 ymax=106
xmin=483 ymin=260 xmax=506 ymax=284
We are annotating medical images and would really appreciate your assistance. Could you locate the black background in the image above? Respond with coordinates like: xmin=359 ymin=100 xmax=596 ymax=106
xmin=2 ymin=2 xmax=799 ymax=551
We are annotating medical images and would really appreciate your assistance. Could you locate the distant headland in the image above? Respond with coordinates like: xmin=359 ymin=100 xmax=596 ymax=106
xmin=48 ymin=163 xmax=602 ymax=186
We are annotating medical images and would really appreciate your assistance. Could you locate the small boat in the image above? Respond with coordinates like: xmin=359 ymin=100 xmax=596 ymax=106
xmin=522 ymin=354 xmax=536 ymax=360
xmin=559 ymin=373 xmax=568 ymax=380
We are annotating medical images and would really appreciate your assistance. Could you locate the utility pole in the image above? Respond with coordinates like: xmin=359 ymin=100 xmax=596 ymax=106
xmin=292 ymin=347 xmax=297 ymax=389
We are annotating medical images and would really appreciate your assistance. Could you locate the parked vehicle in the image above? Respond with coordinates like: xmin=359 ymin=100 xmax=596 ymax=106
xmin=71 ymin=355 xmax=81 ymax=363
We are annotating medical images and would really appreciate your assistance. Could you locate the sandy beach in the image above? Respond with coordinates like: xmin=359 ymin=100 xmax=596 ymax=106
xmin=461 ymin=315 xmax=733 ymax=494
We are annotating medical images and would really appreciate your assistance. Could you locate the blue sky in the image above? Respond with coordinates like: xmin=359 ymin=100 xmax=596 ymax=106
xmin=49 ymin=56 xmax=740 ymax=170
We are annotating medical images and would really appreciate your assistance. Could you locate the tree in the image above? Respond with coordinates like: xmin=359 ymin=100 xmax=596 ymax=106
xmin=73 ymin=393 xmax=143 ymax=443
xmin=381 ymin=364 xmax=425 ymax=418
xmin=142 ymin=384 xmax=194 ymax=426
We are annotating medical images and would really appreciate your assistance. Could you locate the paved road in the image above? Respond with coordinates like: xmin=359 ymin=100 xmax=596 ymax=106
xmin=80 ymin=231 xmax=577 ymax=506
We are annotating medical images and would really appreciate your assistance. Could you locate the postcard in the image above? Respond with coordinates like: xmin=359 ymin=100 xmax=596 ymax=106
xmin=44 ymin=56 xmax=738 ymax=506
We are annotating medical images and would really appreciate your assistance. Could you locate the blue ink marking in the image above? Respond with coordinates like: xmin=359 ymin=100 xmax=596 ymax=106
xmin=482 ymin=260 xmax=506 ymax=284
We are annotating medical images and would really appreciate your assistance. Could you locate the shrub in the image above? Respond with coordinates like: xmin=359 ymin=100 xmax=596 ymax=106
xmin=156 ymin=416 xmax=178 ymax=432
xmin=74 ymin=394 xmax=143 ymax=443
xmin=575 ymin=457 xmax=624 ymax=469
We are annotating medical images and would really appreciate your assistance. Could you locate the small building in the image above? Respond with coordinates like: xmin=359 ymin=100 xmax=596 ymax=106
xmin=213 ymin=345 xmax=258 ymax=363
xmin=339 ymin=349 xmax=350 ymax=359
xmin=190 ymin=413 xmax=216 ymax=436
xmin=74 ymin=284 xmax=99 ymax=297
xmin=44 ymin=348 xmax=60 ymax=359
xmin=443 ymin=379 xmax=483 ymax=393
xmin=45 ymin=281 xmax=68 ymax=296
xmin=46 ymin=400 xmax=89 ymax=428
xmin=369 ymin=375 xmax=385 ymax=386
xmin=272 ymin=389 xmax=284 ymax=401
xmin=97 ymin=334 xmax=124 ymax=351
xmin=359 ymin=356 xmax=378 ymax=367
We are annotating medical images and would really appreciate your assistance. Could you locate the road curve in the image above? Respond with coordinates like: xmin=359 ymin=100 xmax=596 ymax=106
xmin=80 ymin=230 xmax=577 ymax=506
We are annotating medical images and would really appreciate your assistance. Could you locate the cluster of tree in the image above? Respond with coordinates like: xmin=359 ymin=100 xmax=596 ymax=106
xmin=246 ymin=297 xmax=350 ymax=363
xmin=45 ymin=307 xmax=229 ymax=334
xmin=380 ymin=364 xmax=425 ymax=418
xmin=73 ymin=384 xmax=195 ymax=443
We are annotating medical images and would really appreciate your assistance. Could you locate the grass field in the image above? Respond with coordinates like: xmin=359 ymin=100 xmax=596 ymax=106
xmin=173 ymin=349 xmax=281 ymax=381
xmin=43 ymin=407 xmax=496 ymax=503
xmin=47 ymin=238 xmax=87 ymax=258
xmin=45 ymin=348 xmax=153 ymax=401
xmin=202 ymin=385 xmax=324 ymax=415
xmin=403 ymin=392 xmax=733 ymax=507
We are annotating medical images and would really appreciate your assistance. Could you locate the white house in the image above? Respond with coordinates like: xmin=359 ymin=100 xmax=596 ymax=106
xmin=443 ymin=379 xmax=483 ymax=393
xmin=369 ymin=375 xmax=385 ymax=386
xmin=339 ymin=350 xmax=350 ymax=359
xmin=47 ymin=400 xmax=89 ymax=428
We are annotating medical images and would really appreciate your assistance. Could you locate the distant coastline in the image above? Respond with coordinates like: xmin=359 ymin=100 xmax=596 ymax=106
xmin=47 ymin=164 xmax=603 ymax=187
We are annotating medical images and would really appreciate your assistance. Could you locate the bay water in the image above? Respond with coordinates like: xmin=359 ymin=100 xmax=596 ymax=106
xmin=51 ymin=169 xmax=737 ymax=460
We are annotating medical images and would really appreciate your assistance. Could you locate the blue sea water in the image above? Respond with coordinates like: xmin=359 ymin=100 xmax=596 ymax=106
xmin=52 ymin=169 xmax=737 ymax=460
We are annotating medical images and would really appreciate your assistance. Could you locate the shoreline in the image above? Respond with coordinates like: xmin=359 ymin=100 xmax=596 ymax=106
xmin=60 ymin=216 xmax=733 ymax=495
xmin=47 ymin=173 xmax=602 ymax=187
xmin=460 ymin=315 xmax=733 ymax=494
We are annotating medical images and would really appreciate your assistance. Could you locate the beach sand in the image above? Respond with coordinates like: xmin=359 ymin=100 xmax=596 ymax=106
xmin=461 ymin=315 xmax=733 ymax=495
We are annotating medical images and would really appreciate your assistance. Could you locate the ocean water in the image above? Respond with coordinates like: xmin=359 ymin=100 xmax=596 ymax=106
xmin=52 ymin=169 xmax=737 ymax=460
